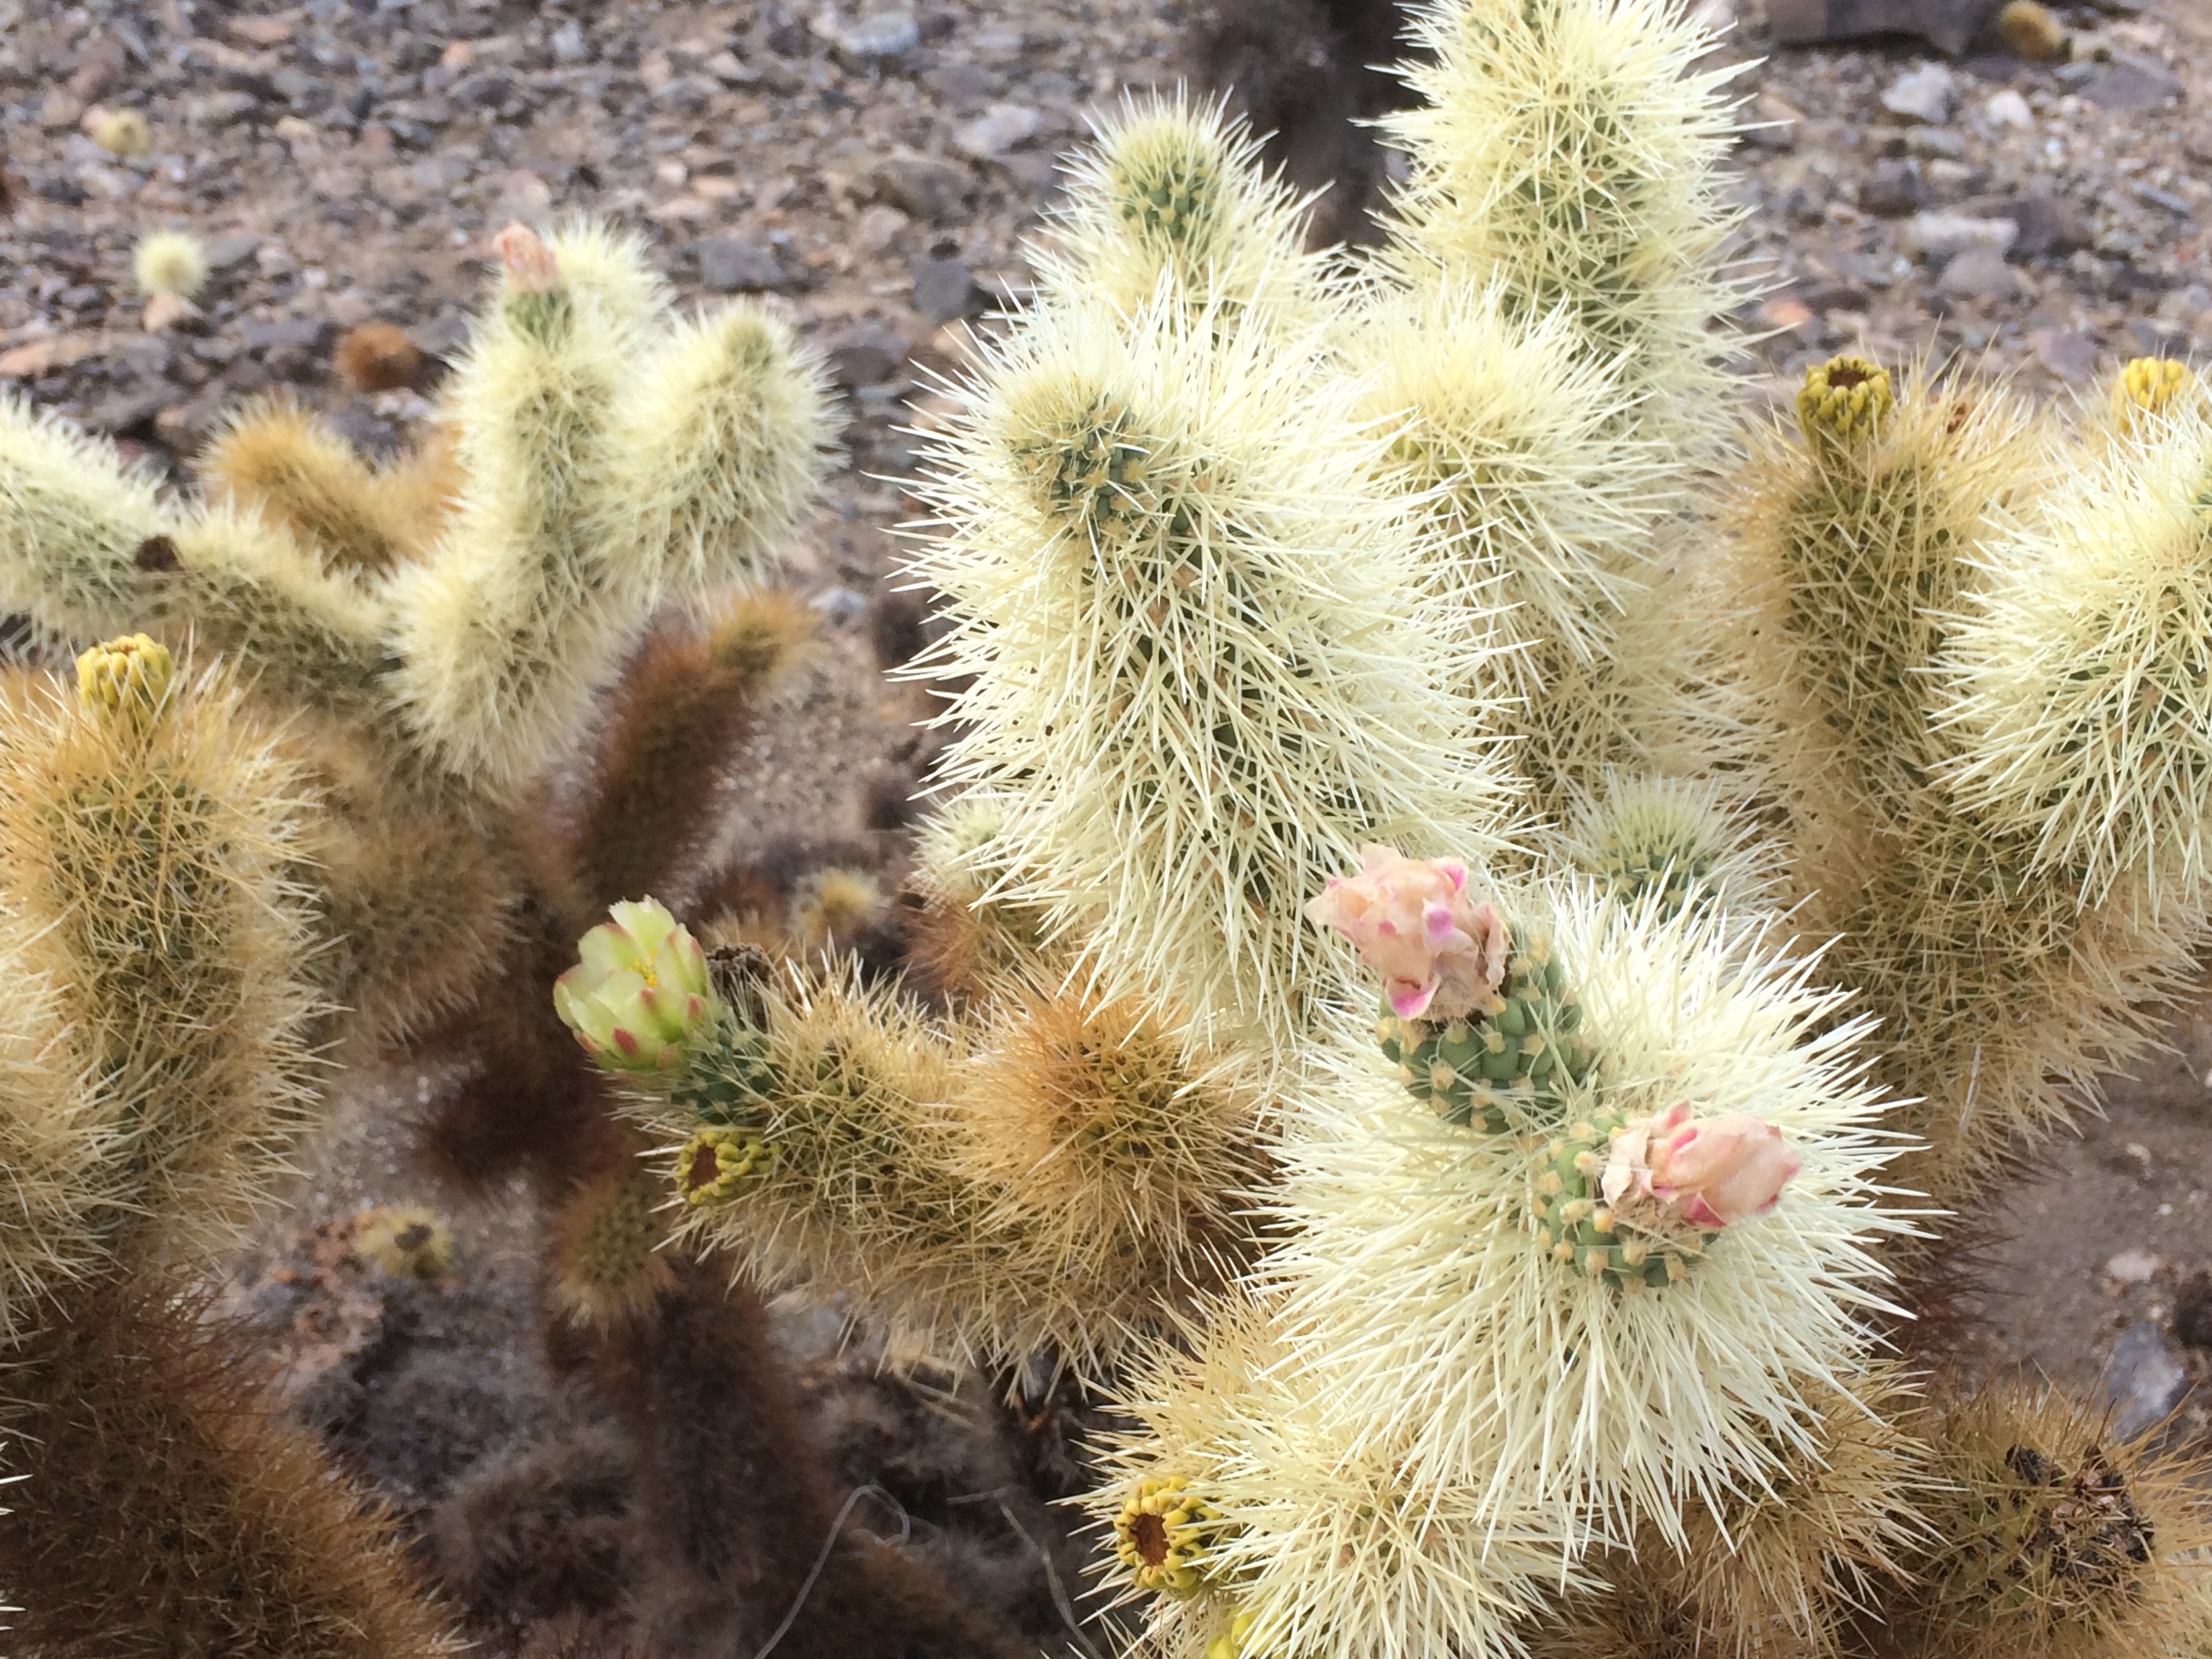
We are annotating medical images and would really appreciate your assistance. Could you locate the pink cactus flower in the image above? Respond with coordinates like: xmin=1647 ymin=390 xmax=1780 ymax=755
xmin=495 ymin=221 xmax=561 ymax=294
xmin=1305 ymin=843 xmax=1509 ymax=1022
xmin=1601 ymin=1102 xmax=1802 ymax=1229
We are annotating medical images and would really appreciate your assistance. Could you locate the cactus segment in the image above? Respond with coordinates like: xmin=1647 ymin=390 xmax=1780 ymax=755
xmin=1528 ymin=1107 xmax=1713 ymax=1290
xmin=1378 ymin=935 xmax=1592 ymax=1132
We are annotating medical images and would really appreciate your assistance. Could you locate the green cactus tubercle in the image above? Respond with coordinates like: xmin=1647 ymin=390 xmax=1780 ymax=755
xmin=1530 ymin=1107 xmax=1713 ymax=1291
xmin=1378 ymin=939 xmax=1592 ymax=1132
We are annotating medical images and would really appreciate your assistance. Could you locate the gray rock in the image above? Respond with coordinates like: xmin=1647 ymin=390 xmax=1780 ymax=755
xmin=875 ymin=154 xmax=971 ymax=223
xmin=273 ymin=67 xmax=331 ymax=112
xmin=811 ymin=586 xmax=869 ymax=623
xmin=1937 ymin=243 xmax=2021 ymax=302
xmin=2028 ymin=327 xmax=2097 ymax=381
xmin=87 ymin=382 xmax=180 ymax=436
xmin=910 ymin=256 xmax=976 ymax=324
xmin=953 ymin=102 xmax=1044 ymax=159
xmin=205 ymin=235 xmax=258 ymax=270
xmin=1907 ymin=209 xmax=2018 ymax=260
xmin=836 ymin=12 xmax=920 ymax=62
xmin=695 ymin=235 xmax=785 ymax=293
xmin=825 ymin=327 xmax=908 ymax=390
xmin=922 ymin=62 xmax=996 ymax=107
xmin=1862 ymin=158 xmax=1925 ymax=217
xmin=199 ymin=89 xmax=264 ymax=126
xmin=1881 ymin=62 xmax=1955 ymax=125
xmin=1905 ymin=126 xmax=1965 ymax=159
xmin=1769 ymin=0 xmax=2000 ymax=54
xmin=2101 ymin=1319 xmax=2190 ymax=1441
xmin=2082 ymin=54 xmax=2184 ymax=112
xmin=550 ymin=20 xmax=590 ymax=63
xmin=241 ymin=316 xmax=337 ymax=353
xmin=1964 ymin=190 xmax=2085 ymax=258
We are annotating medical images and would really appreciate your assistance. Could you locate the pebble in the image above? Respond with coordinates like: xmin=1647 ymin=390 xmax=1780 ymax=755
xmin=1906 ymin=211 xmax=2019 ymax=261
xmin=2081 ymin=53 xmax=2184 ymax=112
xmin=1744 ymin=91 xmax=1801 ymax=152
xmin=695 ymin=235 xmax=787 ymax=293
xmin=2029 ymin=327 xmax=2097 ymax=380
xmin=910 ymin=255 xmax=977 ymax=323
xmin=835 ymin=12 xmax=921 ymax=63
xmin=1936 ymin=244 xmax=2022 ymax=302
xmin=2106 ymin=1248 xmax=2166 ymax=1285
xmin=876 ymin=153 xmax=972 ymax=223
xmin=825 ymin=326 xmax=909 ymax=389
xmin=1880 ymin=62 xmax=1954 ymax=127
xmin=953 ymin=103 xmax=1044 ymax=159
xmin=1984 ymin=89 xmax=2035 ymax=131
xmin=1861 ymin=158 xmax=1923 ymax=218
xmin=2101 ymin=1319 xmax=2190 ymax=1440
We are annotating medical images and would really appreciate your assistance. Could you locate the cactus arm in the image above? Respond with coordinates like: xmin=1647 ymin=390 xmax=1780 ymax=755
xmin=0 ymin=392 xmax=169 ymax=644
xmin=197 ymin=396 xmax=430 ymax=579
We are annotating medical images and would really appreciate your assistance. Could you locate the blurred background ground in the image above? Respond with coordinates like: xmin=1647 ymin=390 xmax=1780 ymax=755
xmin=1 ymin=0 xmax=2208 ymax=1647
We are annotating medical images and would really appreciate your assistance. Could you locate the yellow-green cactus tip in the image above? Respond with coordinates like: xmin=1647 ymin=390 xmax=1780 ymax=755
xmin=554 ymin=898 xmax=715 ymax=1073
xmin=2112 ymin=356 xmax=2192 ymax=426
xmin=1205 ymin=1610 xmax=1261 ymax=1659
xmin=87 ymin=107 xmax=153 ymax=159
xmin=352 ymin=1204 xmax=455 ymax=1281
xmin=1113 ymin=1474 xmax=1223 ymax=1599
xmin=678 ymin=1125 xmax=770 ymax=1206
xmin=75 ymin=633 xmax=174 ymax=731
xmin=1795 ymin=353 xmax=1893 ymax=450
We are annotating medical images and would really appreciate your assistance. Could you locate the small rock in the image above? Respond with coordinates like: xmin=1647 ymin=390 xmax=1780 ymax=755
xmin=705 ymin=50 xmax=757 ymax=85
xmin=953 ymin=103 xmax=1044 ymax=160
xmin=199 ymin=91 xmax=263 ymax=127
xmin=1904 ymin=126 xmax=1965 ymax=159
xmin=142 ymin=292 xmax=202 ymax=333
xmin=2081 ymin=54 xmax=2184 ymax=112
xmin=695 ymin=235 xmax=785 ymax=293
xmin=1907 ymin=210 xmax=2019 ymax=260
xmin=811 ymin=586 xmax=869 ymax=624
xmin=2106 ymin=1248 xmax=2166 ymax=1285
xmin=1937 ymin=244 xmax=2022 ymax=302
xmin=87 ymin=382 xmax=179 ymax=437
xmin=910 ymin=256 xmax=977 ymax=325
xmin=1862 ymin=157 xmax=1925 ymax=218
xmin=2173 ymin=1269 xmax=2212 ymax=1349
xmin=875 ymin=154 xmax=971 ymax=223
xmin=1984 ymin=89 xmax=2034 ymax=130
xmin=923 ymin=61 xmax=996 ymax=107
xmin=835 ymin=11 xmax=920 ymax=62
xmin=0 ymin=339 xmax=60 ymax=379
xmin=39 ymin=89 xmax=85 ymax=131
xmin=1881 ymin=62 xmax=1955 ymax=126
xmin=2101 ymin=1319 xmax=2189 ymax=1441
xmin=228 ymin=14 xmax=295 ymax=45
xmin=1744 ymin=91 xmax=1801 ymax=152
xmin=857 ymin=204 xmax=910 ymax=252
xmin=550 ymin=20 xmax=591 ymax=63
xmin=825 ymin=327 xmax=908 ymax=390
xmin=1969 ymin=189 xmax=2085 ymax=258
xmin=2028 ymin=327 xmax=2097 ymax=380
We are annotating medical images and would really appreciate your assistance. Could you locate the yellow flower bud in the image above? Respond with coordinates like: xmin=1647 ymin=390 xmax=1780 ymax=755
xmin=76 ymin=634 xmax=174 ymax=733
xmin=678 ymin=1125 xmax=771 ymax=1205
xmin=1797 ymin=354 xmax=1893 ymax=451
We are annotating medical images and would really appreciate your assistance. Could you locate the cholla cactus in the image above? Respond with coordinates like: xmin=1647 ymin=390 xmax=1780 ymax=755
xmin=905 ymin=281 xmax=1513 ymax=1058
xmin=1036 ymin=94 xmax=1332 ymax=326
xmin=1940 ymin=367 xmax=2212 ymax=908
xmin=1712 ymin=354 xmax=2209 ymax=1202
xmin=1271 ymin=883 xmax=1908 ymax=1549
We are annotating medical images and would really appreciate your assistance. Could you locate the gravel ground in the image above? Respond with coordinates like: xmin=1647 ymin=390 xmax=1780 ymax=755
xmin=3 ymin=0 xmax=2210 ymax=1643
